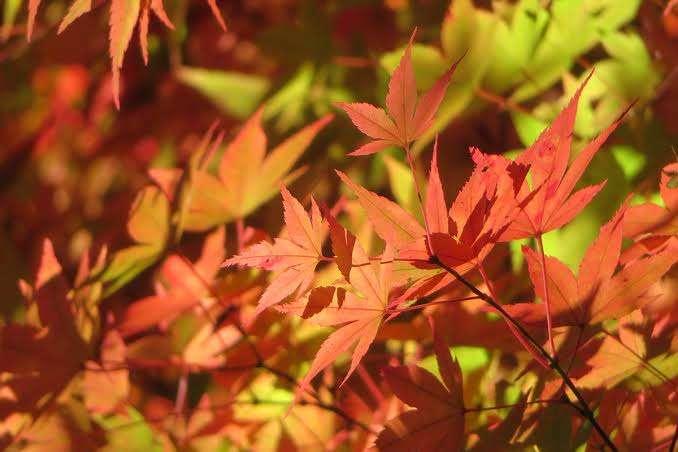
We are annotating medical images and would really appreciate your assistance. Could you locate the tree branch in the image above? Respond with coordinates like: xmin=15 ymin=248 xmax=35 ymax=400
xmin=429 ymin=254 xmax=618 ymax=452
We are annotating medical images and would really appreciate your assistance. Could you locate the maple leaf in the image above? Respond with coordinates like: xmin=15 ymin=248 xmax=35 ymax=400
xmin=159 ymin=110 xmax=333 ymax=231
xmin=83 ymin=330 xmax=129 ymax=415
xmin=224 ymin=187 xmax=328 ymax=316
xmin=178 ymin=395 xmax=241 ymax=449
xmin=624 ymin=162 xmax=678 ymax=238
xmin=504 ymin=206 xmax=678 ymax=327
xmin=573 ymin=310 xmax=677 ymax=393
xmin=117 ymin=226 xmax=225 ymax=336
xmin=432 ymin=146 xmax=529 ymax=266
xmin=29 ymin=0 xmax=225 ymax=107
xmin=350 ymin=142 xmax=528 ymax=298
xmin=337 ymin=31 xmax=461 ymax=155
xmin=499 ymin=74 xmax=630 ymax=241
xmin=182 ymin=322 xmax=243 ymax=370
xmin=0 ymin=240 xmax=89 ymax=418
xmin=336 ymin=170 xmax=425 ymax=250
xmin=98 ymin=185 xmax=170 ymax=296
xmin=376 ymin=320 xmax=465 ymax=451
xmin=295 ymin=226 xmax=393 ymax=397
xmin=336 ymin=140 xmax=532 ymax=325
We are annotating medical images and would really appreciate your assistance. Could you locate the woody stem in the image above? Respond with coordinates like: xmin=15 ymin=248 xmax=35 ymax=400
xmin=429 ymin=255 xmax=617 ymax=452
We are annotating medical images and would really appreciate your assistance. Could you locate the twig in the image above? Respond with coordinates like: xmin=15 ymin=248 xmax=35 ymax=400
xmin=430 ymin=255 xmax=618 ymax=452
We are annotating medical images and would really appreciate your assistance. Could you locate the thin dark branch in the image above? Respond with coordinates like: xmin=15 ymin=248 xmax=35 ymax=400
xmin=430 ymin=255 xmax=618 ymax=452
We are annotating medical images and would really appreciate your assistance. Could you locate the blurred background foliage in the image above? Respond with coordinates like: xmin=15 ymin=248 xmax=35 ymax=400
xmin=2 ymin=0 xmax=677 ymax=315
xmin=1 ymin=0 xmax=677 ymax=448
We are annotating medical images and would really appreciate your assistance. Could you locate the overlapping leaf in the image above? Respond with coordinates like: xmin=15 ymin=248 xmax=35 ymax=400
xmin=296 ymin=235 xmax=392 ymax=397
xmin=340 ymin=141 xmax=528 ymax=291
xmin=98 ymin=185 xmax=169 ymax=296
xmin=117 ymin=226 xmax=225 ymax=336
xmin=224 ymin=187 xmax=328 ymax=316
xmin=624 ymin=162 xmax=678 ymax=238
xmin=504 ymin=207 xmax=678 ymax=327
xmin=0 ymin=240 xmax=90 ymax=418
xmin=376 ymin=321 xmax=465 ymax=451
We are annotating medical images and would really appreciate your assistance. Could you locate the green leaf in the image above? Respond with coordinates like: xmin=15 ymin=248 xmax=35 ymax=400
xmin=98 ymin=186 xmax=169 ymax=295
xmin=483 ymin=0 xmax=549 ymax=92
xmin=611 ymin=145 xmax=646 ymax=180
xmin=421 ymin=346 xmax=488 ymax=377
xmin=627 ymin=353 xmax=678 ymax=391
xmin=584 ymin=0 xmax=642 ymax=33
xmin=177 ymin=67 xmax=270 ymax=119
xmin=98 ymin=245 xmax=159 ymax=297
xmin=96 ymin=407 xmax=163 ymax=452
xmin=264 ymin=63 xmax=315 ymax=131
xmin=452 ymin=346 xmax=489 ymax=374
xmin=511 ymin=111 xmax=547 ymax=147
xmin=383 ymin=155 xmax=417 ymax=217
xmin=511 ymin=0 xmax=641 ymax=102
xmin=411 ymin=0 xmax=498 ymax=152
xmin=542 ymin=151 xmax=627 ymax=269
xmin=2 ymin=0 xmax=22 ymax=40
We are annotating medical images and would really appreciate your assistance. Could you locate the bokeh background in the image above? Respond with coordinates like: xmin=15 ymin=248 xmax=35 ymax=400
xmin=2 ymin=0 xmax=677 ymax=310
xmin=0 ymin=0 xmax=677 ymax=447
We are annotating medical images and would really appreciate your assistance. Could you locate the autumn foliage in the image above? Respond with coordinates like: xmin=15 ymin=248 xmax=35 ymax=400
xmin=1 ymin=0 xmax=678 ymax=450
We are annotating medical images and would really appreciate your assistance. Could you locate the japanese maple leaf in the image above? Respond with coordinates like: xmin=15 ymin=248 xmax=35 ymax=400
xmin=499 ymin=74 xmax=630 ymax=241
xmin=0 ymin=240 xmax=89 ymax=418
xmin=224 ymin=186 xmax=328 ymax=315
xmin=98 ymin=185 xmax=170 ymax=296
xmin=338 ymin=141 xmax=527 ymax=294
xmin=83 ymin=330 xmax=129 ymax=415
xmin=395 ymin=144 xmax=530 ymax=304
xmin=503 ymin=206 xmax=678 ymax=327
xmin=117 ymin=226 xmax=225 ymax=336
xmin=624 ymin=162 xmax=678 ymax=238
xmin=337 ymin=31 xmax=461 ymax=155
xmin=295 ymin=225 xmax=393 ymax=397
xmin=28 ymin=0 xmax=225 ymax=107
xmin=422 ymin=144 xmax=529 ymax=266
xmin=151 ymin=110 xmax=333 ymax=231
xmin=376 ymin=320 xmax=465 ymax=451
xmin=573 ymin=310 xmax=663 ymax=391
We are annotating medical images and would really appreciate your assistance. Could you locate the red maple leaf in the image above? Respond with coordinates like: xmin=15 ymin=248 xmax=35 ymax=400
xmin=500 ymin=74 xmax=630 ymax=241
xmin=0 ymin=240 xmax=89 ymax=418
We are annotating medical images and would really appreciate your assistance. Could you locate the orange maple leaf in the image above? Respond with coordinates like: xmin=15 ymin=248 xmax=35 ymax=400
xmin=224 ymin=186 xmax=328 ymax=316
xmin=337 ymin=31 xmax=462 ymax=155
xmin=376 ymin=319 xmax=465 ymax=451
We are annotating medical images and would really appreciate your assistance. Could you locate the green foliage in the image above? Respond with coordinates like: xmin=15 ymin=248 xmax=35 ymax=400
xmin=177 ymin=67 xmax=270 ymax=119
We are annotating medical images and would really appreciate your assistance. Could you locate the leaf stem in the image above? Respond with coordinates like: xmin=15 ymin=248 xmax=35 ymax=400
xmin=536 ymin=234 xmax=557 ymax=357
xmin=463 ymin=398 xmax=566 ymax=413
xmin=430 ymin=255 xmax=618 ymax=452
xmin=403 ymin=143 xmax=433 ymax=255
xmin=389 ymin=295 xmax=481 ymax=314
